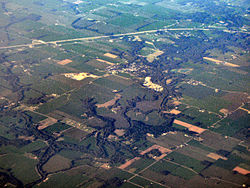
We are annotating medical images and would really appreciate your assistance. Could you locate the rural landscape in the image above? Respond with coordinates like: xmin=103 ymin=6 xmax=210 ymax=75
xmin=0 ymin=0 xmax=249 ymax=187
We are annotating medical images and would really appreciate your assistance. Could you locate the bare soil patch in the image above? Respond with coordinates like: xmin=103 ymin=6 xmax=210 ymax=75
xmin=118 ymin=157 xmax=141 ymax=169
xmin=147 ymin=50 xmax=164 ymax=63
xmin=233 ymin=166 xmax=250 ymax=175
xmin=163 ymin=109 xmax=181 ymax=115
xmin=104 ymin=53 xmax=118 ymax=59
xmin=206 ymin=153 xmax=227 ymax=160
xmin=174 ymin=119 xmax=206 ymax=134
xmin=114 ymin=129 xmax=125 ymax=136
xmin=57 ymin=59 xmax=72 ymax=65
xmin=96 ymin=94 xmax=121 ymax=108
xmin=96 ymin=58 xmax=114 ymax=65
xmin=203 ymin=57 xmax=239 ymax=67
xmin=140 ymin=144 xmax=171 ymax=155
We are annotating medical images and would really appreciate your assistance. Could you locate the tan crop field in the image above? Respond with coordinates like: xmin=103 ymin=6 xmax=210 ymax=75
xmin=140 ymin=144 xmax=172 ymax=155
xmin=163 ymin=109 xmax=181 ymax=115
xmin=96 ymin=58 xmax=115 ymax=65
xmin=114 ymin=129 xmax=125 ymax=136
xmin=173 ymin=119 xmax=206 ymax=134
xmin=118 ymin=157 xmax=141 ymax=169
xmin=96 ymin=94 xmax=121 ymax=108
xmin=57 ymin=59 xmax=72 ymax=65
xmin=64 ymin=72 xmax=100 ymax=81
xmin=38 ymin=117 xmax=58 ymax=130
xmin=206 ymin=153 xmax=227 ymax=160
xmin=103 ymin=53 xmax=118 ymax=59
xmin=147 ymin=50 xmax=164 ymax=63
xmin=203 ymin=57 xmax=239 ymax=67
xmin=233 ymin=166 xmax=250 ymax=175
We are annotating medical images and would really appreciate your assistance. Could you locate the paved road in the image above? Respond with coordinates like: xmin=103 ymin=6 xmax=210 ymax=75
xmin=0 ymin=27 xmax=213 ymax=50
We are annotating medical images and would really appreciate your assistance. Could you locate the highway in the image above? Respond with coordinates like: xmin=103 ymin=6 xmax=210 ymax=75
xmin=0 ymin=27 xmax=213 ymax=50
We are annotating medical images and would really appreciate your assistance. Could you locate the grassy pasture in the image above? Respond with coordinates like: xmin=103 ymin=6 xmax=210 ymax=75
xmin=211 ymin=113 xmax=250 ymax=137
xmin=0 ymin=153 xmax=40 ymax=184
xmin=43 ymin=154 xmax=71 ymax=173
xmin=130 ymin=176 xmax=164 ymax=188
xmin=20 ymin=140 xmax=47 ymax=153
xmin=166 ymin=152 xmax=207 ymax=173
xmin=34 ymin=169 xmax=89 ymax=188
xmin=126 ymin=158 xmax=155 ymax=173
xmin=110 ymin=13 xmax=147 ymax=27
xmin=43 ymin=122 xmax=71 ymax=134
xmin=179 ymin=107 xmax=221 ymax=128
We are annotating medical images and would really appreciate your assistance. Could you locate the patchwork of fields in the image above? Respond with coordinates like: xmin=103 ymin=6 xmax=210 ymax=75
xmin=0 ymin=0 xmax=249 ymax=187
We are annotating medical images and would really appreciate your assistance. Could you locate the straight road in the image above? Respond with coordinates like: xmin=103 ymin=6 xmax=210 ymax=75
xmin=0 ymin=27 xmax=213 ymax=50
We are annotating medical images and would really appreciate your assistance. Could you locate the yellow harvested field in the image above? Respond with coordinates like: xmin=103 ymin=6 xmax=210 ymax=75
xmin=203 ymin=57 xmax=223 ymax=63
xmin=38 ymin=117 xmax=58 ymax=130
xmin=163 ymin=109 xmax=181 ymax=115
xmin=203 ymin=57 xmax=239 ymax=67
xmin=224 ymin=62 xmax=240 ymax=67
xmin=96 ymin=58 xmax=115 ymax=66
xmin=147 ymin=50 xmax=164 ymax=63
xmin=104 ymin=53 xmax=118 ymax=59
xmin=64 ymin=72 xmax=100 ymax=81
xmin=57 ymin=59 xmax=72 ymax=65
xmin=233 ymin=166 xmax=250 ymax=175
xmin=143 ymin=77 xmax=163 ymax=92
xmin=96 ymin=94 xmax=121 ymax=108
xmin=166 ymin=79 xmax=172 ymax=84
xmin=173 ymin=119 xmax=206 ymax=134
xmin=114 ymin=129 xmax=125 ymax=136
xmin=207 ymin=153 xmax=227 ymax=160
xmin=145 ymin=41 xmax=154 ymax=46
xmin=118 ymin=157 xmax=141 ymax=169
